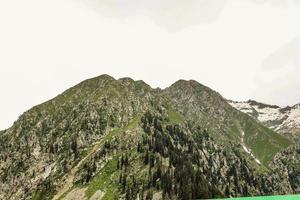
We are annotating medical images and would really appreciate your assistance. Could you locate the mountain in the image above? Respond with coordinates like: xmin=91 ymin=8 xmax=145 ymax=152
xmin=163 ymin=80 xmax=291 ymax=165
xmin=0 ymin=75 xmax=298 ymax=200
xmin=229 ymin=100 xmax=300 ymax=144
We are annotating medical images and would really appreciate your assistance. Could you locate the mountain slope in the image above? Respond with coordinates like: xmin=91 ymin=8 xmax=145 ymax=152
xmin=163 ymin=80 xmax=291 ymax=165
xmin=0 ymin=75 xmax=296 ymax=200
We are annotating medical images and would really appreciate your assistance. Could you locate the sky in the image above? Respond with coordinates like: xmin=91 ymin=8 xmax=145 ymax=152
xmin=0 ymin=0 xmax=300 ymax=130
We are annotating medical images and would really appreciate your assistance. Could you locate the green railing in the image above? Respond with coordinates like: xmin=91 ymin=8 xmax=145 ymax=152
xmin=216 ymin=195 xmax=300 ymax=200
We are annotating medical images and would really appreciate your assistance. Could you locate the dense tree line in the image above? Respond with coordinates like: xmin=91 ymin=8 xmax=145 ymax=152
xmin=115 ymin=111 xmax=224 ymax=200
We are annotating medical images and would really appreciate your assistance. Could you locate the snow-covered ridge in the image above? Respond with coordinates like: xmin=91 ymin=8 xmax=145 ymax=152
xmin=228 ymin=100 xmax=300 ymax=134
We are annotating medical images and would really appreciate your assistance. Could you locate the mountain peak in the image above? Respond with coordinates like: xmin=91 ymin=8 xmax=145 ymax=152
xmin=75 ymin=74 xmax=117 ymax=90
xmin=246 ymin=99 xmax=280 ymax=109
xmin=171 ymin=79 xmax=201 ymax=87
xmin=95 ymin=74 xmax=115 ymax=80
xmin=118 ymin=77 xmax=134 ymax=82
xmin=168 ymin=79 xmax=214 ymax=94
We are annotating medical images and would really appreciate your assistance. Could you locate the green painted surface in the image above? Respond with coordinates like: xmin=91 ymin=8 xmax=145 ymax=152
xmin=216 ymin=195 xmax=300 ymax=200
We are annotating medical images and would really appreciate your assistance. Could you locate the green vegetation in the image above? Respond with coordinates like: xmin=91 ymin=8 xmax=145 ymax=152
xmin=102 ymin=115 xmax=141 ymax=142
xmin=31 ymin=178 xmax=55 ymax=200
xmin=167 ymin=109 xmax=185 ymax=124
xmin=164 ymin=79 xmax=292 ymax=167
xmin=243 ymin=118 xmax=292 ymax=165
xmin=31 ymin=190 xmax=44 ymax=200
xmin=58 ymin=116 xmax=141 ymax=199
xmin=85 ymin=156 xmax=120 ymax=199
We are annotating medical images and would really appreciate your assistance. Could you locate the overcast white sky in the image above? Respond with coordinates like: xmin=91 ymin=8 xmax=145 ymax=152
xmin=1 ymin=0 xmax=300 ymax=130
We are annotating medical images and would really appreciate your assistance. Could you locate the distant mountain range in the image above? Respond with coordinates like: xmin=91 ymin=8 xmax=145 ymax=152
xmin=0 ymin=75 xmax=299 ymax=200
xmin=229 ymin=100 xmax=300 ymax=144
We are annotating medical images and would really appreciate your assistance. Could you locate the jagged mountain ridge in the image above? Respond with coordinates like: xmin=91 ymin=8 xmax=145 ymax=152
xmin=229 ymin=100 xmax=300 ymax=143
xmin=0 ymin=75 xmax=297 ymax=200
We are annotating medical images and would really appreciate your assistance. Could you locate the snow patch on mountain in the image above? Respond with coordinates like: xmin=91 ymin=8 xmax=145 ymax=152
xmin=229 ymin=100 xmax=300 ymax=135
xmin=284 ymin=104 xmax=300 ymax=129
xmin=256 ymin=107 xmax=281 ymax=122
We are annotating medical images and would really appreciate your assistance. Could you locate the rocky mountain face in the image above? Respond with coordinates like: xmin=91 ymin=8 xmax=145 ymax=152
xmin=0 ymin=75 xmax=299 ymax=200
xmin=228 ymin=100 xmax=300 ymax=144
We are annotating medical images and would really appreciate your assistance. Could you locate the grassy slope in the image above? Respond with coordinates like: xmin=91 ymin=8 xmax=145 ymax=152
xmin=167 ymin=109 xmax=185 ymax=124
xmin=242 ymin=117 xmax=291 ymax=166
xmin=85 ymin=156 xmax=120 ymax=200
xmin=225 ymin=112 xmax=291 ymax=166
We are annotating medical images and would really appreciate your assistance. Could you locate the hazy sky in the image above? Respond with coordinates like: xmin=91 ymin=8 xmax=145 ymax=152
xmin=1 ymin=0 xmax=300 ymax=130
